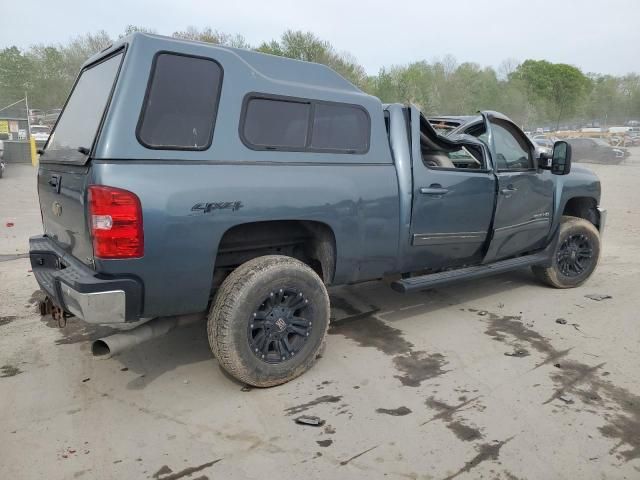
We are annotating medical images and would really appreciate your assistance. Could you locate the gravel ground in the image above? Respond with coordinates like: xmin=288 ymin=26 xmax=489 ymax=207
xmin=1 ymin=151 xmax=639 ymax=480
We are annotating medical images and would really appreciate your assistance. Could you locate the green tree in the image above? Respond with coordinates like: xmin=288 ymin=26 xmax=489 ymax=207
xmin=511 ymin=60 xmax=591 ymax=128
xmin=172 ymin=27 xmax=249 ymax=48
xmin=1 ymin=26 xmax=636 ymax=130
xmin=0 ymin=47 xmax=33 ymax=107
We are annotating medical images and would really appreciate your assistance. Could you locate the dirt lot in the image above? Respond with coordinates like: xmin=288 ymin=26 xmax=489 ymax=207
xmin=1 ymin=153 xmax=639 ymax=480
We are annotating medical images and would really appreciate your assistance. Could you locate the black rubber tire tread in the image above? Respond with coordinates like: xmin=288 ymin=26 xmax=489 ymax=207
xmin=532 ymin=215 xmax=601 ymax=288
xmin=208 ymin=255 xmax=330 ymax=387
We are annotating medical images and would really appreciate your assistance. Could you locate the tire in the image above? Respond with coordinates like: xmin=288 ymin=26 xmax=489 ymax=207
xmin=208 ymin=255 xmax=330 ymax=387
xmin=532 ymin=216 xmax=601 ymax=288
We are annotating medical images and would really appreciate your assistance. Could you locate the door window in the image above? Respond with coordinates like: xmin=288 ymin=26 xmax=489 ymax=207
xmin=491 ymin=120 xmax=533 ymax=170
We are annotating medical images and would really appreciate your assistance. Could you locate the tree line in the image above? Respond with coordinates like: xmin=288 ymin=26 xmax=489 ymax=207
xmin=1 ymin=25 xmax=639 ymax=130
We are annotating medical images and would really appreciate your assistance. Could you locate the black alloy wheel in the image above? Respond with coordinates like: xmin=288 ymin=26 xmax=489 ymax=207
xmin=248 ymin=288 xmax=312 ymax=364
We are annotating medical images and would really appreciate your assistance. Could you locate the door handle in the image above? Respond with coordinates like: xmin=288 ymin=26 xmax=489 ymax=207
xmin=420 ymin=184 xmax=449 ymax=195
xmin=48 ymin=175 xmax=61 ymax=193
xmin=500 ymin=185 xmax=517 ymax=196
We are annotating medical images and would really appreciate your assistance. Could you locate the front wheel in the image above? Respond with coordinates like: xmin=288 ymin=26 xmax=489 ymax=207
xmin=208 ymin=255 xmax=330 ymax=387
xmin=532 ymin=216 xmax=601 ymax=288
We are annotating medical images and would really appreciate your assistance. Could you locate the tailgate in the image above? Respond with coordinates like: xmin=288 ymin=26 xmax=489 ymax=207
xmin=36 ymin=49 xmax=125 ymax=262
xmin=38 ymin=163 xmax=93 ymax=263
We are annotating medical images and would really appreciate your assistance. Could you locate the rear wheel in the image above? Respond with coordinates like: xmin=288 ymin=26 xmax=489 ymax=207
xmin=532 ymin=216 xmax=600 ymax=288
xmin=208 ymin=255 xmax=329 ymax=387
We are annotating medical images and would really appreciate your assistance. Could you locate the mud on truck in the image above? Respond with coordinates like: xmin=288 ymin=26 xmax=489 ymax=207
xmin=31 ymin=33 xmax=605 ymax=387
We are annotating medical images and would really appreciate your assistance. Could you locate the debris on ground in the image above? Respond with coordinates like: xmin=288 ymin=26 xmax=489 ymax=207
xmin=324 ymin=424 xmax=336 ymax=434
xmin=60 ymin=447 xmax=77 ymax=459
xmin=558 ymin=396 xmax=574 ymax=404
xmin=478 ymin=311 xmax=488 ymax=316
xmin=81 ymin=378 xmax=90 ymax=383
xmin=570 ymin=323 xmax=588 ymax=335
xmin=504 ymin=349 xmax=529 ymax=358
xmin=554 ymin=363 xmax=562 ymax=368
xmin=555 ymin=318 xmax=568 ymax=325
xmin=585 ymin=294 xmax=612 ymax=301
xmin=295 ymin=415 xmax=325 ymax=427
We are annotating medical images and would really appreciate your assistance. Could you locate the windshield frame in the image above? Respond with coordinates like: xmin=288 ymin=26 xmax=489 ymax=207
xmin=41 ymin=46 xmax=126 ymax=164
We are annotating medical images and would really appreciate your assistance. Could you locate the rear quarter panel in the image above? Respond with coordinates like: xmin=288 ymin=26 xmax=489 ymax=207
xmin=91 ymin=162 xmax=399 ymax=318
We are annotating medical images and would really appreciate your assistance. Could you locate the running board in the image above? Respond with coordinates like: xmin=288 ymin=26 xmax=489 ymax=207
xmin=391 ymin=252 xmax=549 ymax=293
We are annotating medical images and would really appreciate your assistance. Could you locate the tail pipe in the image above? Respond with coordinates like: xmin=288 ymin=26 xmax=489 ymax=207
xmin=91 ymin=314 xmax=204 ymax=357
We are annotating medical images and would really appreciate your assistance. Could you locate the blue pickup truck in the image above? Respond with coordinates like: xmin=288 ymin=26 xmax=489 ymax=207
xmin=31 ymin=33 xmax=605 ymax=386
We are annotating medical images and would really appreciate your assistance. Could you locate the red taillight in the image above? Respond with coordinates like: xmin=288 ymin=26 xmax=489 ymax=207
xmin=88 ymin=185 xmax=143 ymax=259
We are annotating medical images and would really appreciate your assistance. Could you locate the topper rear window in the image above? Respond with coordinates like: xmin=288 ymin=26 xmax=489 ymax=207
xmin=43 ymin=51 xmax=123 ymax=163
xmin=137 ymin=53 xmax=223 ymax=150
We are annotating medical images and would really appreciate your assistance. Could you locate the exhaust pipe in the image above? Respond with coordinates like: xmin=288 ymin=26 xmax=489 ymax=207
xmin=91 ymin=313 xmax=204 ymax=357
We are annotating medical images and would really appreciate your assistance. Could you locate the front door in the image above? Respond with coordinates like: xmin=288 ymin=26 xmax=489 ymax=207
xmin=407 ymin=107 xmax=496 ymax=270
xmin=482 ymin=114 xmax=554 ymax=262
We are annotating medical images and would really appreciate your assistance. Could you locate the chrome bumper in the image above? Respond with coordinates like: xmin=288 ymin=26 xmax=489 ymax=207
xmin=59 ymin=283 xmax=126 ymax=324
xmin=30 ymin=235 xmax=142 ymax=324
xmin=598 ymin=207 xmax=607 ymax=236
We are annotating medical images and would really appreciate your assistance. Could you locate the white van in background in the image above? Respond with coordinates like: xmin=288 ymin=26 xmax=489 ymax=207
xmin=608 ymin=126 xmax=632 ymax=134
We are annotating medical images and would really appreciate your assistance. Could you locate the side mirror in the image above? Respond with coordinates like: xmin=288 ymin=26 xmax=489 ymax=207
xmin=551 ymin=141 xmax=571 ymax=175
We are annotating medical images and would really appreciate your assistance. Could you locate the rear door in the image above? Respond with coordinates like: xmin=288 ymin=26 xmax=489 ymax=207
xmin=38 ymin=50 xmax=124 ymax=262
xmin=481 ymin=113 xmax=554 ymax=262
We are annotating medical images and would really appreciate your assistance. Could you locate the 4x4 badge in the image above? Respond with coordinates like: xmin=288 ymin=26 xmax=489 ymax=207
xmin=190 ymin=201 xmax=243 ymax=215
xmin=52 ymin=202 xmax=62 ymax=217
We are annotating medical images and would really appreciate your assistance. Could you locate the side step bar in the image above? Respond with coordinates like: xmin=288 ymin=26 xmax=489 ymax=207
xmin=391 ymin=252 xmax=549 ymax=293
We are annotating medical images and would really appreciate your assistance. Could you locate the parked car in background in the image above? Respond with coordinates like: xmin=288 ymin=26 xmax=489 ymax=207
xmin=608 ymin=126 xmax=632 ymax=134
xmin=43 ymin=108 xmax=62 ymax=126
xmin=566 ymin=138 xmax=626 ymax=163
xmin=530 ymin=135 xmax=555 ymax=155
xmin=29 ymin=109 xmax=46 ymax=125
xmin=30 ymin=125 xmax=50 ymax=143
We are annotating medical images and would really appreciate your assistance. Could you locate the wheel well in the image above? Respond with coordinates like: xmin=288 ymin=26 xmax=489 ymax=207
xmin=563 ymin=197 xmax=599 ymax=227
xmin=212 ymin=220 xmax=336 ymax=289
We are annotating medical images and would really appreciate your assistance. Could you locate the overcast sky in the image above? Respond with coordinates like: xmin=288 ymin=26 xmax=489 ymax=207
xmin=2 ymin=0 xmax=639 ymax=76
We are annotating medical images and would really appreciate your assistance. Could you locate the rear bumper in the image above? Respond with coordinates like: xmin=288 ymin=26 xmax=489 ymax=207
xmin=29 ymin=235 xmax=142 ymax=324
